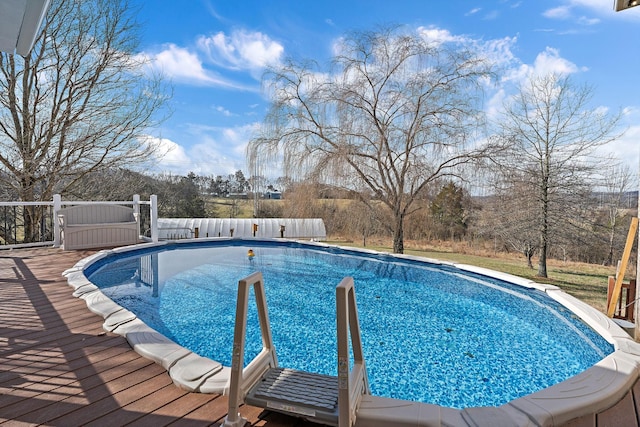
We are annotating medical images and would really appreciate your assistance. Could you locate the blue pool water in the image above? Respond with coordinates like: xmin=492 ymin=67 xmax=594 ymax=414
xmin=86 ymin=240 xmax=613 ymax=409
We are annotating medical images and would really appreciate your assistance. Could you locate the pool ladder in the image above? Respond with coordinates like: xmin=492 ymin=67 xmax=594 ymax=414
xmin=222 ymin=272 xmax=370 ymax=427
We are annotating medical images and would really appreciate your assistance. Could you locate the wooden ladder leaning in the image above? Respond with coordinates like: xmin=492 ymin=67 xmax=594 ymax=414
xmin=607 ymin=217 xmax=639 ymax=319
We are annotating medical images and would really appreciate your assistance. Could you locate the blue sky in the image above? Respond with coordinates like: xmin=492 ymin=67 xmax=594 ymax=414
xmin=131 ymin=0 xmax=640 ymax=179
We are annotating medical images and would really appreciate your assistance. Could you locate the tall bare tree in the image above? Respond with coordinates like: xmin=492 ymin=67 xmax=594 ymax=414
xmin=249 ymin=26 xmax=497 ymax=253
xmin=476 ymin=186 xmax=540 ymax=268
xmin=0 ymin=0 xmax=168 ymax=241
xmin=491 ymin=73 xmax=623 ymax=277
xmin=599 ymin=165 xmax=637 ymax=266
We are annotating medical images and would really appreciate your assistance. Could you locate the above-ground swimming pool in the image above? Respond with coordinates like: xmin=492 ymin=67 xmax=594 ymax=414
xmin=81 ymin=239 xmax=614 ymax=410
xmin=66 ymin=239 xmax=640 ymax=424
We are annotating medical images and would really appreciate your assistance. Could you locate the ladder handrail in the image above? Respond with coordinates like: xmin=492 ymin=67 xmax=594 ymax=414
xmin=224 ymin=273 xmax=370 ymax=427
xmin=224 ymin=271 xmax=278 ymax=427
xmin=336 ymin=276 xmax=370 ymax=427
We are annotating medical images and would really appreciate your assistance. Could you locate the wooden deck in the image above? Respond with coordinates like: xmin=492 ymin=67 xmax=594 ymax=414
xmin=3 ymin=247 xmax=640 ymax=427
xmin=0 ymin=248 xmax=319 ymax=427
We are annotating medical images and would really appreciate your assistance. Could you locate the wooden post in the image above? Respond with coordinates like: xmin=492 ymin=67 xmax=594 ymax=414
xmin=607 ymin=217 xmax=638 ymax=318
xmin=628 ymin=279 xmax=636 ymax=322
xmin=607 ymin=276 xmax=615 ymax=316
xmin=608 ymin=276 xmax=637 ymax=321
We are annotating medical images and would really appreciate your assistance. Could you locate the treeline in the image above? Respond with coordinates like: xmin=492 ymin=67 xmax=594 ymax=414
xmin=56 ymin=168 xmax=638 ymax=268
xmin=263 ymin=180 xmax=638 ymax=268
xmin=60 ymin=169 xmax=252 ymax=218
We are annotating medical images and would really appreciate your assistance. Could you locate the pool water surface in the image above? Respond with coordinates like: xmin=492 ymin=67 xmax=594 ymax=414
xmin=86 ymin=240 xmax=613 ymax=409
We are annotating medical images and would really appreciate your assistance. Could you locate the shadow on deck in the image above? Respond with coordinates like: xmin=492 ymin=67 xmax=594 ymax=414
xmin=0 ymin=248 xmax=318 ymax=426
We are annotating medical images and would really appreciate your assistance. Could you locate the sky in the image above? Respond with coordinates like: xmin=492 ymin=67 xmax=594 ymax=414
xmin=130 ymin=0 xmax=640 ymax=181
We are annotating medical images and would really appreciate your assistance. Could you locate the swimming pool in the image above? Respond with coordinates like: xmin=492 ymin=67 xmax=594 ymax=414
xmin=81 ymin=239 xmax=612 ymax=408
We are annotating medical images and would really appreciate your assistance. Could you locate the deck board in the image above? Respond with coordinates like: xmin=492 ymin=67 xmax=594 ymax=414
xmin=0 ymin=248 xmax=321 ymax=427
xmin=3 ymin=246 xmax=631 ymax=427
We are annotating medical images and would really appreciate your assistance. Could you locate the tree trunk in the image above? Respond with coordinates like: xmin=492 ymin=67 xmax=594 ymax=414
xmin=23 ymin=206 xmax=37 ymax=243
xmin=19 ymin=184 xmax=42 ymax=243
xmin=537 ymin=152 xmax=550 ymax=278
xmin=392 ymin=212 xmax=404 ymax=254
xmin=537 ymin=234 xmax=548 ymax=277
xmin=525 ymin=246 xmax=534 ymax=269
xmin=605 ymin=227 xmax=615 ymax=266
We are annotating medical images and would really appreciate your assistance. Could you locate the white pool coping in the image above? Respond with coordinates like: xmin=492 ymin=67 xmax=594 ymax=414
xmin=63 ymin=238 xmax=640 ymax=427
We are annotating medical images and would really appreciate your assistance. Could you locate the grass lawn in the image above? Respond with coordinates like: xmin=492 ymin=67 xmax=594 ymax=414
xmin=194 ymin=199 xmax=628 ymax=315
xmin=328 ymin=240 xmax=620 ymax=314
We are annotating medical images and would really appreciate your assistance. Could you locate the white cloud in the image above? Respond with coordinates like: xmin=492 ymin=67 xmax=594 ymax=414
xmin=566 ymin=0 xmax=615 ymax=15
xmin=545 ymin=0 xmax=640 ymax=20
xmin=466 ymin=8 xmax=482 ymax=16
xmin=541 ymin=1 xmax=633 ymax=28
xmin=503 ymin=47 xmax=582 ymax=83
xmin=577 ymin=16 xmax=600 ymax=25
xmin=595 ymin=122 xmax=640 ymax=176
xmin=223 ymin=127 xmax=256 ymax=160
xmin=486 ymin=46 xmax=587 ymax=130
xmin=137 ymin=30 xmax=283 ymax=90
xmin=532 ymin=47 xmax=582 ymax=75
xmin=609 ymin=107 xmax=640 ymax=173
xmin=215 ymin=105 xmax=233 ymax=117
xmin=543 ymin=6 xmax=572 ymax=19
xmin=145 ymin=123 xmax=262 ymax=176
xmin=197 ymin=29 xmax=284 ymax=72
xmin=417 ymin=26 xmax=467 ymax=45
xmin=415 ymin=27 xmax=518 ymax=70
xmin=143 ymin=136 xmax=192 ymax=170
xmin=138 ymin=44 xmax=244 ymax=89
xmin=486 ymin=88 xmax=507 ymax=122
xmin=476 ymin=36 xmax=518 ymax=68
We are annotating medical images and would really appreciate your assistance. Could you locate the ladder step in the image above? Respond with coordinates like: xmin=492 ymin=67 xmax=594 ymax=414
xmin=245 ymin=367 xmax=339 ymax=425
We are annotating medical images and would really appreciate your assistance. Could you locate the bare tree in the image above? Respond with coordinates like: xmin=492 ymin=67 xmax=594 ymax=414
xmin=249 ymin=26 xmax=497 ymax=253
xmin=599 ymin=165 xmax=637 ymax=266
xmin=491 ymin=73 xmax=623 ymax=277
xmin=476 ymin=188 xmax=539 ymax=268
xmin=0 ymin=0 xmax=168 ymax=241
xmin=347 ymin=199 xmax=384 ymax=247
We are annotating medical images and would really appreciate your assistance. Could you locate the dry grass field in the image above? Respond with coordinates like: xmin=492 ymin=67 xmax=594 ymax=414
xmin=330 ymin=238 xmax=620 ymax=314
xmin=204 ymin=197 xmax=626 ymax=314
